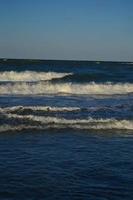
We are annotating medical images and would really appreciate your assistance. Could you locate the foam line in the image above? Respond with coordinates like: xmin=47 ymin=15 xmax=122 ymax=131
xmin=3 ymin=114 xmax=133 ymax=130
xmin=0 ymin=106 xmax=81 ymax=114
xmin=0 ymin=82 xmax=133 ymax=95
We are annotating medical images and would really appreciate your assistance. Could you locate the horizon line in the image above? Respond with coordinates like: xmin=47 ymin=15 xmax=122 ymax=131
xmin=0 ymin=57 xmax=133 ymax=63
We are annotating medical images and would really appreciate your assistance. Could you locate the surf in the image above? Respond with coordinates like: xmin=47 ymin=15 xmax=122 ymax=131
xmin=1 ymin=114 xmax=133 ymax=131
xmin=0 ymin=71 xmax=72 ymax=82
xmin=0 ymin=82 xmax=133 ymax=95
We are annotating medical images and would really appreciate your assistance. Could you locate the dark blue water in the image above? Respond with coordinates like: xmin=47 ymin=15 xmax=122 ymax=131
xmin=0 ymin=59 xmax=133 ymax=199
xmin=0 ymin=130 xmax=133 ymax=200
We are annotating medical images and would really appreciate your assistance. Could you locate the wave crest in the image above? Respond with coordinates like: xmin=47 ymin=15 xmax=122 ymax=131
xmin=0 ymin=106 xmax=81 ymax=114
xmin=0 ymin=71 xmax=71 ymax=82
xmin=2 ymin=113 xmax=133 ymax=131
xmin=0 ymin=82 xmax=133 ymax=95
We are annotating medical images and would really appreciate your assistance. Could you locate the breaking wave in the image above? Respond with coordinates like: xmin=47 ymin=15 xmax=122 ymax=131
xmin=1 ymin=105 xmax=132 ymax=131
xmin=0 ymin=71 xmax=71 ymax=82
xmin=0 ymin=113 xmax=133 ymax=132
xmin=0 ymin=82 xmax=133 ymax=95
xmin=0 ymin=106 xmax=81 ymax=114
xmin=0 ymin=104 xmax=132 ymax=116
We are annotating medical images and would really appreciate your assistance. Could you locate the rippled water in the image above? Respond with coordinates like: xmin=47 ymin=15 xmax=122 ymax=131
xmin=0 ymin=130 xmax=133 ymax=200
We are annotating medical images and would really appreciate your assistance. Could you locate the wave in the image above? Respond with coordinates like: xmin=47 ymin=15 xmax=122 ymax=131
xmin=0 ymin=82 xmax=133 ymax=95
xmin=1 ymin=114 xmax=133 ymax=131
xmin=1 ymin=71 xmax=131 ymax=84
xmin=0 ymin=104 xmax=132 ymax=115
xmin=0 ymin=106 xmax=81 ymax=114
xmin=0 ymin=71 xmax=71 ymax=82
xmin=0 ymin=125 xmax=40 ymax=132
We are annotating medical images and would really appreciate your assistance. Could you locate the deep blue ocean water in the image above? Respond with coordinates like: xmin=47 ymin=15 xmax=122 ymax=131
xmin=0 ymin=59 xmax=133 ymax=199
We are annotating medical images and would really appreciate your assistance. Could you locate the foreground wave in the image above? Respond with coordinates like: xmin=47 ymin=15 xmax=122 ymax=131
xmin=1 ymin=113 xmax=133 ymax=132
xmin=0 ymin=82 xmax=133 ymax=95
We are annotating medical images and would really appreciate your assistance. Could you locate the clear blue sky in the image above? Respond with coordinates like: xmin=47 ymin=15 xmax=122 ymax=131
xmin=0 ymin=0 xmax=133 ymax=61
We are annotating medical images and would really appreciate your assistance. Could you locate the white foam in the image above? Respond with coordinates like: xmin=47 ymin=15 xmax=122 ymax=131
xmin=4 ymin=114 xmax=133 ymax=130
xmin=0 ymin=82 xmax=133 ymax=95
xmin=0 ymin=125 xmax=43 ymax=132
xmin=0 ymin=71 xmax=71 ymax=82
xmin=0 ymin=106 xmax=81 ymax=113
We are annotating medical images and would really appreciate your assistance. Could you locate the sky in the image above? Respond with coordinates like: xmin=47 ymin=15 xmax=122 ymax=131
xmin=0 ymin=0 xmax=133 ymax=61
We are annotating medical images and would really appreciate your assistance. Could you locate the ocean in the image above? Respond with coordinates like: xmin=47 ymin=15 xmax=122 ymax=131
xmin=0 ymin=59 xmax=133 ymax=199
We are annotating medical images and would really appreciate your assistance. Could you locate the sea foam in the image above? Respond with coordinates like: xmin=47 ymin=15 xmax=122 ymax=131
xmin=0 ymin=71 xmax=71 ymax=82
xmin=1 ymin=114 xmax=133 ymax=131
xmin=0 ymin=82 xmax=133 ymax=95
xmin=0 ymin=114 xmax=133 ymax=132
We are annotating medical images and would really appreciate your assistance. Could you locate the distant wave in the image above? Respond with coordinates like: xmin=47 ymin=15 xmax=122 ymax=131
xmin=0 ymin=82 xmax=133 ymax=95
xmin=0 ymin=71 xmax=72 ymax=82
xmin=0 ymin=114 xmax=133 ymax=131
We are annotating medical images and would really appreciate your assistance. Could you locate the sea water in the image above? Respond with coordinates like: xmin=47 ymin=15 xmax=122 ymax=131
xmin=0 ymin=59 xmax=133 ymax=199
